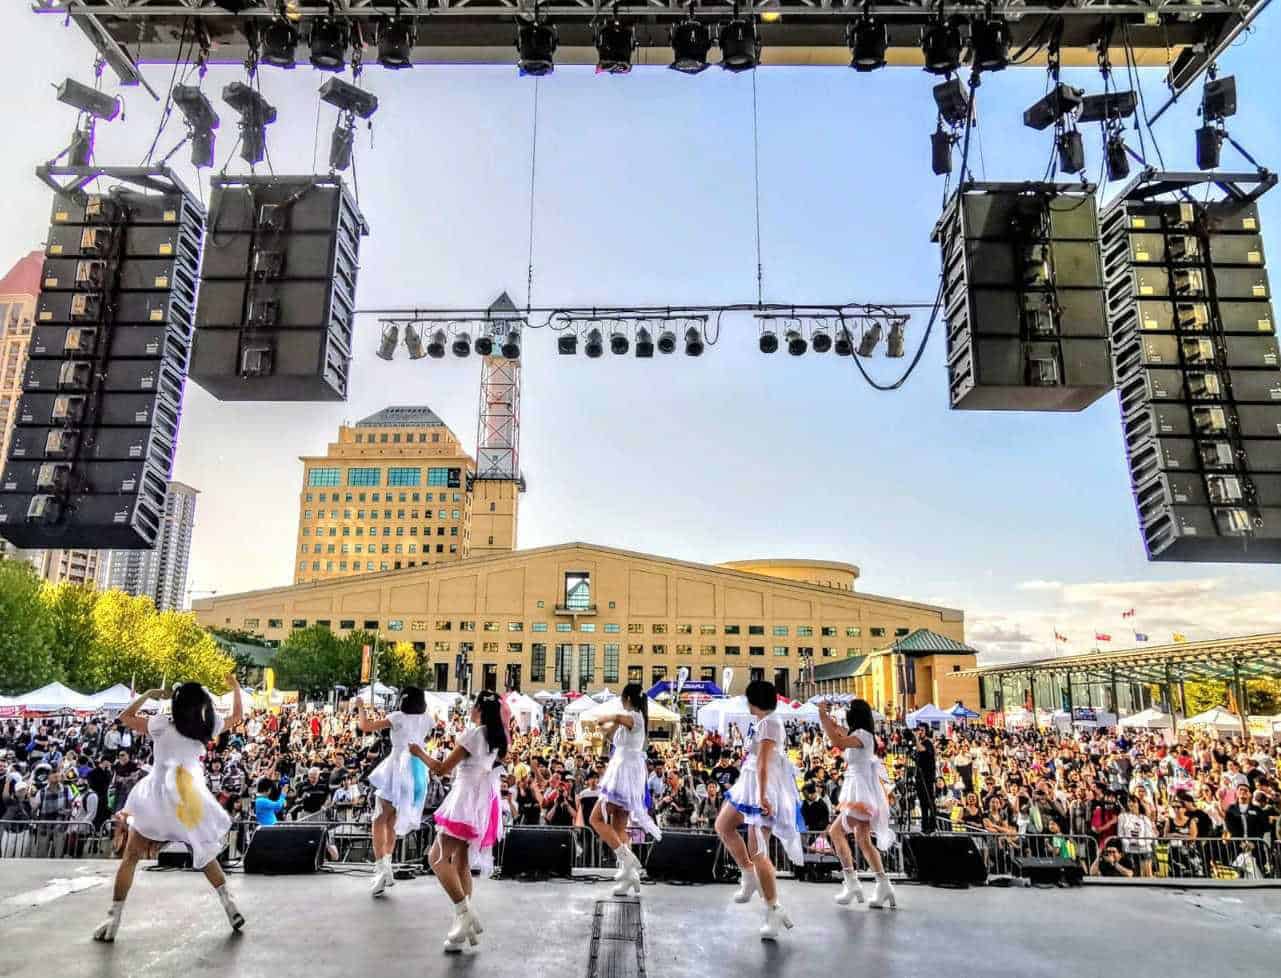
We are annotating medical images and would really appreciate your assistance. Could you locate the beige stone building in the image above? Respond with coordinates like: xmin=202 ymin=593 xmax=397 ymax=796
xmin=294 ymin=406 xmax=516 ymax=585
xmin=193 ymin=543 xmax=966 ymax=703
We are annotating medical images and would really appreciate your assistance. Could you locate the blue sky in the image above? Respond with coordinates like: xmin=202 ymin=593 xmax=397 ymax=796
xmin=4 ymin=6 xmax=1281 ymax=660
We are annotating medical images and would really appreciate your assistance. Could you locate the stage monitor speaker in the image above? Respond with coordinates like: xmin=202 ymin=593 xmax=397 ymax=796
xmin=903 ymin=833 xmax=987 ymax=887
xmin=498 ymin=826 xmax=573 ymax=880
xmin=644 ymin=830 xmax=720 ymax=883
xmin=1012 ymin=855 xmax=1085 ymax=886
xmin=243 ymin=824 xmax=327 ymax=875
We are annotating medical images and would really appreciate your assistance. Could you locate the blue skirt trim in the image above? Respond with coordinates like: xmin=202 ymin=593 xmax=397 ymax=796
xmin=732 ymin=800 xmax=766 ymax=817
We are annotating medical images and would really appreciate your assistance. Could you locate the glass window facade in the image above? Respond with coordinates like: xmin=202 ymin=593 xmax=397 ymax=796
xmin=347 ymin=467 xmax=380 ymax=487
xmin=388 ymin=467 xmax=421 ymax=487
xmin=308 ymin=467 xmax=340 ymax=487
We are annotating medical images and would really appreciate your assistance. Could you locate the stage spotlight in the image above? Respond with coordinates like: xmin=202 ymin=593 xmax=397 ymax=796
xmin=585 ymin=328 xmax=605 ymax=358
xmin=1057 ymin=129 xmax=1086 ymax=174
xmin=425 ymin=328 xmax=446 ymax=359
xmin=501 ymin=329 xmax=522 ymax=359
xmin=920 ymin=19 xmax=962 ymax=75
xmin=377 ymin=323 xmax=399 ymax=361
xmin=1202 ymin=75 xmax=1237 ymax=122
xmin=1024 ymin=83 xmax=1084 ymax=131
xmin=635 ymin=326 xmax=655 ymax=358
xmin=847 ymin=15 xmax=887 ymax=72
xmin=931 ymin=127 xmax=953 ymax=175
xmin=933 ymin=78 xmax=968 ymax=126
xmin=856 ymin=323 xmax=882 ymax=357
xmin=684 ymin=326 xmax=704 ymax=356
xmin=759 ymin=328 xmax=779 ymax=354
xmin=786 ymin=328 xmax=807 ymax=356
xmin=1196 ymin=125 xmax=1222 ymax=170
xmin=309 ymin=16 xmax=349 ymax=71
xmin=517 ymin=17 xmax=559 ymax=76
xmin=172 ymin=84 xmax=219 ymax=169
xmin=329 ymin=122 xmax=355 ymax=171
xmin=1106 ymin=132 xmax=1131 ymax=181
xmin=378 ymin=17 xmax=416 ymax=68
xmin=719 ymin=15 xmax=760 ymax=73
xmin=452 ymin=331 xmax=473 ymax=357
xmin=886 ymin=321 xmax=905 ymax=358
xmin=475 ymin=333 xmax=495 ymax=356
xmin=404 ymin=325 xmax=426 ymax=359
xmin=1078 ymin=91 xmax=1137 ymax=124
xmin=811 ymin=326 xmax=832 ymax=353
xmin=670 ymin=15 xmax=712 ymax=74
xmin=596 ymin=16 xmax=635 ymax=74
xmin=56 ymin=78 xmax=121 ymax=121
xmin=970 ymin=17 xmax=1009 ymax=72
xmin=610 ymin=327 xmax=630 ymax=355
xmin=221 ymin=82 xmax=277 ymax=166
xmin=557 ymin=331 xmax=578 ymax=355
xmin=834 ymin=327 xmax=854 ymax=357
xmin=320 ymin=78 xmax=379 ymax=119
xmin=258 ymin=17 xmax=299 ymax=68
xmin=657 ymin=329 xmax=677 ymax=354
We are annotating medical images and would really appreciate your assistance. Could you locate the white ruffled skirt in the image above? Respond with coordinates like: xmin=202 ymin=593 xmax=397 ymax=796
xmin=838 ymin=762 xmax=896 ymax=851
xmin=368 ymin=748 xmax=430 ymax=837
xmin=726 ymin=759 xmax=804 ymax=865
xmin=124 ymin=761 xmax=231 ymax=869
xmin=598 ymin=748 xmax=661 ymax=840
xmin=433 ymin=768 xmax=504 ymax=873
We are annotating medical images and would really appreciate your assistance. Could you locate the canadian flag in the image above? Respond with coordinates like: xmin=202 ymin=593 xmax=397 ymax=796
xmin=1121 ymin=609 xmax=1136 ymax=618
xmin=1095 ymin=632 xmax=1112 ymax=642
xmin=1054 ymin=631 xmax=1068 ymax=643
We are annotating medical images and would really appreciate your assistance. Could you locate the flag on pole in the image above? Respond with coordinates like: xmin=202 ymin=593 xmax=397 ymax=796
xmin=1134 ymin=632 xmax=1149 ymax=642
xmin=1121 ymin=609 xmax=1136 ymax=618
xmin=1054 ymin=631 xmax=1068 ymax=643
xmin=1095 ymin=632 xmax=1112 ymax=642
xmin=1172 ymin=632 xmax=1188 ymax=643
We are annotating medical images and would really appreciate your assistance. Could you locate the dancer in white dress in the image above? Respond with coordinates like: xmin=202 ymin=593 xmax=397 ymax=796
xmin=715 ymin=680 xmax=804 ymax=941
xmin=588 ymin=683 xmax=662 ymax=897
xmin=92 ymin=675 xmax=245 ymax=942
xmin=357 ymin=686 xmax=433 ymax=897
xmin=819 ymin=698 xmax=897 ymax=909
xmin=409 ymin=689 xmax=507 ymax=953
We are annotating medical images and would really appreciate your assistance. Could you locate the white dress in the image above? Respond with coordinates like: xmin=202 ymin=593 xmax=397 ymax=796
xmin=432 ymin=725 xmax=503 ymax=871
xmin=597 ymin=709 xmax=661 ymax=840
xmin=367 ymin=711 xmax=433 ymax=837
xmin=837 ymin=729 xmax=896 ymax=850
xmin=124 ymin=711 xmax=229 ymax=869
xmin=726 ymin=712 xmax=803 ymax=865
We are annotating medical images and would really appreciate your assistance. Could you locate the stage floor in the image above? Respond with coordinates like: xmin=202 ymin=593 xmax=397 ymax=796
xmin=1 ymin=861 xmax=1279 ymax=978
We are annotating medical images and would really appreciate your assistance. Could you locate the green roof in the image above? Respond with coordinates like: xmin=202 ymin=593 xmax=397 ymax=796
xmin=814 ymin=656 xmax=866 ymax=681
xmin=890 ymin=629 xmax=976 ymax=655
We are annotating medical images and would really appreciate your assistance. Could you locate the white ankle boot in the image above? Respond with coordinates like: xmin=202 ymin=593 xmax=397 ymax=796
xmin=868 ymin=876 xmax=896 ymax=910
xmin=613 ymin=845 xmax=639 ymax=881
xmin=92 ymin=901 xmax=124 ymax=942
xmin=216 ymin=885 xmax=246 ymax=931
xmin=444 ymin=900 xmax=480 ymax=952
xmin=759 ymin=903 xmax=794 ymax=941
xmin=613 ymin=864 xmax=641 ymax=897
xmin=733 ymin=870 xmax=759 ymax=904
xmin=370 ymin=858 xmax=392 ymax=898
xmin=834 ymin=870 xmax=864 ymax=906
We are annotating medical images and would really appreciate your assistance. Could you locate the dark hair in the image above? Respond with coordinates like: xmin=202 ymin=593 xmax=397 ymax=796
xmin=171 ymin=682 xmax=215 ymax=743
xmin=400 ymin=686 xmax=426 ymax=715
xmin=620 ymin=683 xmax=648 ymax=724
xmin=846 ymin=699 xmax=876 ymax=736
xmin=744 ymin=680 xmax=777 ymax=712
xmin=474 ymin=690 xmax=508 ymax=760
xmin=257 ymin=777 xmax=275 ymax=795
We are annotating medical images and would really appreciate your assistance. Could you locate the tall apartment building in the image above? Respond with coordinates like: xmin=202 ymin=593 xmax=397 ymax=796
xmin=0 ymin=250 xmax=101 ymax=583
xmin=100 ymin=481 xmax=199 ymax=610
xmin=296 ymin=406 xmax=518 ymax=585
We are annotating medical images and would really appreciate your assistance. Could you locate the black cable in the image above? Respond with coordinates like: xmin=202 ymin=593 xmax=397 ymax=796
xmin=526 ymin=78 xmax=541 ymax=315
xmin=1123 ymin=21 xmax=1166 ymax=169
xmin=751 ymin=69 xmax=764 ymax=307
xmin=142 ymin=18 xmax=192 ymax=167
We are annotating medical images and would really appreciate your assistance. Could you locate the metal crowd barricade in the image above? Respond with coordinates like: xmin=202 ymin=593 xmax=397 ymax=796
xmin=0 ymin=819 xmax=113 ymax=859
xmin=1144 ymin=836 xmax=1278 ymax=881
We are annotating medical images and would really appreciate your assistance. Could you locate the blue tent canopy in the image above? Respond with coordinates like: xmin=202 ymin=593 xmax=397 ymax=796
xmin=950 ymin=702 xmax=980 ymax=719
xmin=646 ymin=680 xmax=724 ymax=699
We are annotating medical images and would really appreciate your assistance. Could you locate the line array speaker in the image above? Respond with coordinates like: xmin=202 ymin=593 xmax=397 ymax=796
xmin=0 ymin=168 xmax=202 ymax=550
xmin=937 ymin=182 xmax=1113 ymax=411
xmin=1103 ymin=176 xmax=1281 ymax=563
xmin=191 ymin=174 xmax=367 ymax=402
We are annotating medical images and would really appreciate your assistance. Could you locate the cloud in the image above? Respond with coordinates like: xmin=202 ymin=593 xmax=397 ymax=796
xmin=968 ymin=621 xmax=1037 ymax=645
xmin=1016 ymin=580 xmax=1064 ymax=592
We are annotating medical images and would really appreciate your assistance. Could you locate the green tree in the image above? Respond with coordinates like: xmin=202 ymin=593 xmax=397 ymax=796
xmin=42 ymin=581 xmax=100 ymax=690
xmin=144 ymin=611 xmax=234 ymax=690
xmin=89 ymin=590 xmax=161 ymax=690
xmin=272 ymin=625 xmax=363 ymax=698
xmin=0 ymin=558 xmax=57 ymax=694
xmin=377 ymin=640 xmax=431 ymax=690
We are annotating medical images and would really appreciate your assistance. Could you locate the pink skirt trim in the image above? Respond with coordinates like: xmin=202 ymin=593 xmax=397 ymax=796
xmin=434 ymin=796 xmax=500 ymax=849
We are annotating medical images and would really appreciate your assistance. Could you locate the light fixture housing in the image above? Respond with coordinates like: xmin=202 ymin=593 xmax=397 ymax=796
xmin=221 ymin=81 xmax=277 ymax=166
xmin=834 ymin=327 xmax=854 ymax=357
xmin=684 ymin=326 xmax=704 ymax=356
xmin=811 ymin=327 xmax=832 ymax=353
xmin=847 ymin=16 xmax=887 ymax=72
xmin=378 ymin=18 xmax=416 ymax=68
xmin=1106 ymin=132 xmax=1131 ymax=181
xmin=56 ymin=78 xmax=121 ymax=121
xmin=1057 ymin=128 xmax=1086 ymax=174
xmin=517 ymin=18 xmax=559 ymax=76
xmin=171 ymin=84 xmax=219 ymax=169
xmin=1196 ymin=125 xmax=1222 ymax=170
xmin=309 ymin=16 xmax=349 ymax=72
xmin=635 ymin=327 xmax=655 ymax=358
xmin=404 ymin=325 xmax=426 ymax=360
xmin=886 ymin=322 xmax=906 ymax=358
xmin=657 ymin=329 xmax=677 ymax=354
xmin=670 ymin=17 xmax=712 ymax=74
xmin=596 ymin=18 xmax=635 ymax=74
xmin=931 ymin=127 xmax=953 ymax=175
xmin=426 ymin=328 xmax=447 ymax=359
xmin=557 ymin=331 xmax=578 ymax=355
xmin=377 ymin=323 xmax=399 ymax=361
xmin=452 ymin=331 xmax=473 ymax=357
xmin=719 ymin=17 xmax=760 ymax=73
xmin=610 ymin=328 xmax=630 ymax=355
xmin=1201 ymin=75 xmax=1237 ymax=122
xmin=501 ymin=329 xmax=522 ymax=359
xmin=785 ymin=329 xmax=807 ymax=356
xmin=585 ymin=328 xmax=605 ymax=358
xmin=856 ymin=323 xmax=882 ymax=357
xmin=921 ymin=19 xmax=962 ymax=76
xmin=475 ymin=334 xmax=495 ymax=357
xmin=260 ymin=18 xmax=300 ymax=68
xmin=759 ymin=329 xmax=779 ymax=354
xmin=970 ymin=17 xmax=1009 ymax=71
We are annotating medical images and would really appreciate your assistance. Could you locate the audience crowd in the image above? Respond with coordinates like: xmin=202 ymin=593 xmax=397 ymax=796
xmin=2 ymin=701 xmax=1278 ymax=879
